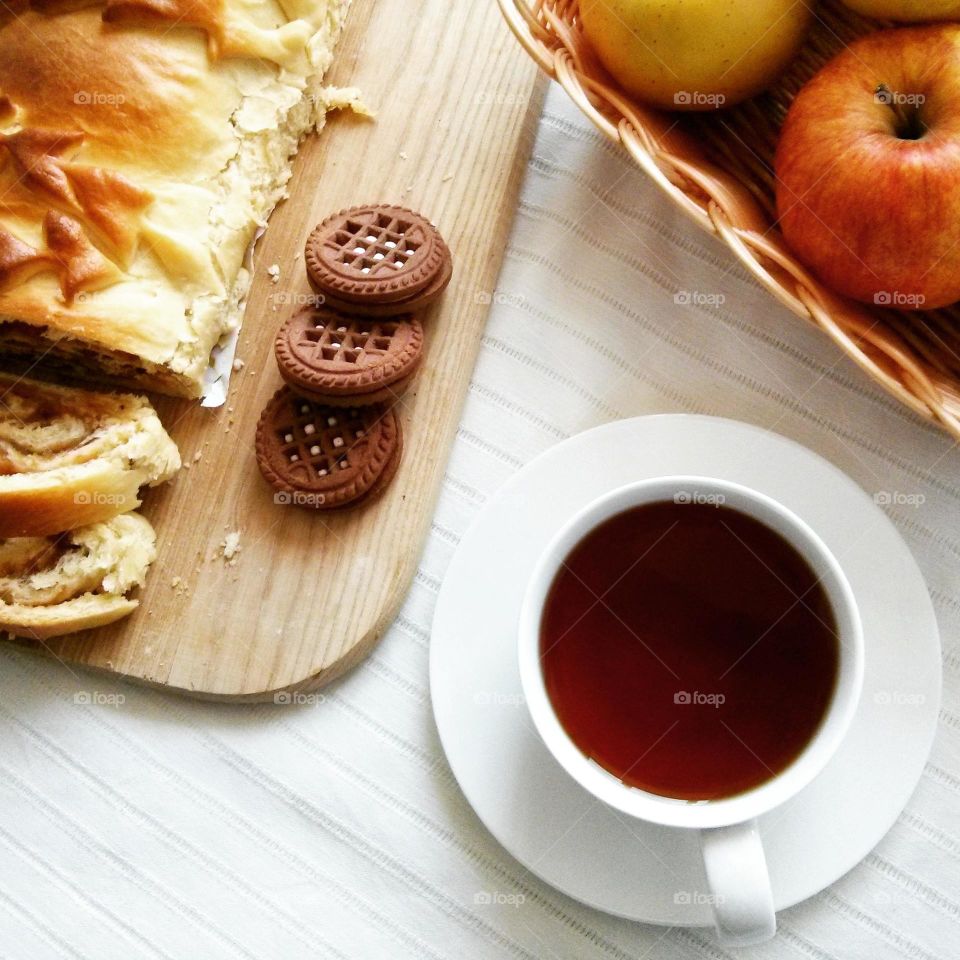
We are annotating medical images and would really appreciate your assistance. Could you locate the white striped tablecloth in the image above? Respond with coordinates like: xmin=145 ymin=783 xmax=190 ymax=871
xmin=1 ymin=86 xmax=958 ymax=960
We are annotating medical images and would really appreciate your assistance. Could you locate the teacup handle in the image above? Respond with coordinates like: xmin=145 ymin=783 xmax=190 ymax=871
xmin=700 ymin=820 xmax=776 ymax=947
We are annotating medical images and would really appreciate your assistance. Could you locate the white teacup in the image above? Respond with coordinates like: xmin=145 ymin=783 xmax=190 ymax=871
xmin=518 ymin=476 xmax=864 ymax=947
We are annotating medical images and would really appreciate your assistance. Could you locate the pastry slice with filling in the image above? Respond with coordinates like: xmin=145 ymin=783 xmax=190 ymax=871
xmin=0 ymin=372 xmax=180 ymax=537
xmin=0 ymin=512 xmax=157 ymax=639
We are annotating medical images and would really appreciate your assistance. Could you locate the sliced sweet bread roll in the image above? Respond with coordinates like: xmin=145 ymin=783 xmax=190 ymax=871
xmin=0 ymin=512 xmax=157 ymax=640
xmin=0 ymin=373 xmax=180 ymax=537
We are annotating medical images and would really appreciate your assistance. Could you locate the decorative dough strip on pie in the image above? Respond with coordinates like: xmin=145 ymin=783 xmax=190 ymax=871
xmin=0 ymin=0 xmax=353 ymax=397
xmin=0 ymin=512 xmax=157 ymax=639
xmin=0 ymin=372 xmax=181 ymax=537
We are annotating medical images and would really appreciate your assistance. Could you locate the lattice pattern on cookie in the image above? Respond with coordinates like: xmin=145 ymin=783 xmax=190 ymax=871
xmin=329 ymin=213 xmax=422 ymax=277
xmin=297 ymin=315 xmax=402 ymax=366
xmin=275 ymin=402 xmax=369 ymax=479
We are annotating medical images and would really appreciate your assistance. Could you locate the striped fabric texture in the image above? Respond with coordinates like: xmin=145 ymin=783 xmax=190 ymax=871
xmin=0 ymin=86 xmax=957 ymax=960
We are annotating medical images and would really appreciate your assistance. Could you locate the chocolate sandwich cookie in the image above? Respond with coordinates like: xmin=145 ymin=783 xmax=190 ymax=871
xmin=255 ymin=389 xmax=402 ymax=510
xmin=275 ymin=306 xmax=423 ymax=406
xmin=305 ymin=204 xmax=452 ymax=316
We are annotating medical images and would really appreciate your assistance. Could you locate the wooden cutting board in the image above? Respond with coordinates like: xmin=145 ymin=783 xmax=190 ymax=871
xmin=20 ymin=0 xmax=543 ymax=700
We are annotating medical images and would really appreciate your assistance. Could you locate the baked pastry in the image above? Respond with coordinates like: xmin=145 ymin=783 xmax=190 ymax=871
xmin=0 ymin=372 xmax=180 ymax=537
xmin=0 ymin=0 xmax=352 ymax=397
xmin=0 ymin=512 xmax=157 ymax=640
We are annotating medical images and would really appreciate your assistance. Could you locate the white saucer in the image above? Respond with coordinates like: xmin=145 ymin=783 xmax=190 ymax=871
xmin=430 ymin=416 xmax=941 ymax=926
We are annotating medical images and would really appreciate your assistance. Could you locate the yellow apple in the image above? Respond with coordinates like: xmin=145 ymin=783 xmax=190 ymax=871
xmin=840 ymin=0 xmax=960 ymax=20
xmin=579 ymin=0 xmax=815 ymax=110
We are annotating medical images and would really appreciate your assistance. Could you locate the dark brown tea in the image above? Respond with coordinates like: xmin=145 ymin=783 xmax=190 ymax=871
xmin=540 ymin=500 xmax=839 ymax=801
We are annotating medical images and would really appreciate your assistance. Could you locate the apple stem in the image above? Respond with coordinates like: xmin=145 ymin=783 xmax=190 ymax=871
xmin=876 ymin=84 xmax=926 ymax=140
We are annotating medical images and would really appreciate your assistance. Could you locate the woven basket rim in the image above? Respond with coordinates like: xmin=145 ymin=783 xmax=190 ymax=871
xmin=498 ymin=0 xmax=960 ymax=441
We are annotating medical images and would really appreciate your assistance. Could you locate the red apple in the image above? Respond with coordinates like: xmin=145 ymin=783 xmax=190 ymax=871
xmin=775 ymin=26 xmax=960 ymax=310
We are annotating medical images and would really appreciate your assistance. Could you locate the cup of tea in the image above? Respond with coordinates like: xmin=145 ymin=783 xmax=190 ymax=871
xmin=518 ymin=476 xmax=863 ymax=947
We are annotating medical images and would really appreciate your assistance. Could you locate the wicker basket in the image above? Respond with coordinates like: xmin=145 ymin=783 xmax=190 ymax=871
xmin=498 ymin=0 xmax=960 ymax=440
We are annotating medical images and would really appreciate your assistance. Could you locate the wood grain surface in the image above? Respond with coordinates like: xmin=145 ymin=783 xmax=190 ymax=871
xmin=17 ymin=0 xmax=544 ymax=699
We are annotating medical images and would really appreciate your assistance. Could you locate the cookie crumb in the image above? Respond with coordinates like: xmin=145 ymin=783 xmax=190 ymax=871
xmin=221 ymin=531 xmax=242 ymax=564
xmin=399 ymin=151 xmax=409 ymax=161
xmin=232 ymin=358 xmax=245 ymax=372
xmin=267 ymin=264 xmax=281 ymax=284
